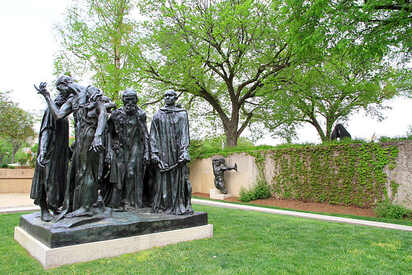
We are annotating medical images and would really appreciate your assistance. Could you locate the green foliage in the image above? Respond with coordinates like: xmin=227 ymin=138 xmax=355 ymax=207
xmin=54 ymin=0 xmax=141 ymax=104
xmin=189 ymin=142 xmax=274 ymax=161
xmin=331 ymin=0 xmax=412 ymax=55
xmin=14 ymin=151 xmax=27 ymax=166
xmin=258 ymin=0 xmax=409 ymax=143
xmin=374 ymin=200 xmax=411 ymax=220
xmin=261 ymin=50 xmax=399 ymax=143
xmin=379 ymin=135 xmax=412 ymax=143
xmin=0 ymin=138 xmax=12 ymax=165
xmin=0 ymin=91 xmax=35 ymax=163
xmin=239 ymin=180 xmax=272 ymax=202
xmin=138 ymin=0 xmax=296 ymax=146
xmin=189 ymin=135 xmax=256 ymax=160
xmin=14 ymin=147 xmax=36 ymax=168
xmin=270 ymin=141 xmax=400 ymax=208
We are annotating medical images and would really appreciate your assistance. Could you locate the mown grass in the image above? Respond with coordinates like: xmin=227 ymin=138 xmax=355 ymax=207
xmin=192 ymin=196 xmax=412 ymax=227
xmin=1 ymin=205 xmax=412 ymax=274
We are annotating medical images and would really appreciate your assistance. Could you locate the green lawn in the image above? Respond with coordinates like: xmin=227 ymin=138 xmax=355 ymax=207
xmin=1 ymin=205 xmax=412 ymax=274
xmin=192 ymin=196 xmax=412 ymax=226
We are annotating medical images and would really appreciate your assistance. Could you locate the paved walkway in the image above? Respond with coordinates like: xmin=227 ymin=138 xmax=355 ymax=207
xmin=1 ymin=194 xmax=411 ymax=232
xmin=192 ymin=198 xmax=412 ymax=232
xmin=0 ymin=193 xmax=39 ymax=214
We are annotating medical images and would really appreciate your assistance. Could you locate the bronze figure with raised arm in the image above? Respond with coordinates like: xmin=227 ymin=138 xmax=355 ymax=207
xmin=35 ymin=77 xmax=108 ymax=218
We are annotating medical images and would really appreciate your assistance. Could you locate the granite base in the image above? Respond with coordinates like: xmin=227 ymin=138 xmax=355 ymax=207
xmin=15 ymin=224 xmax=213 ymax=269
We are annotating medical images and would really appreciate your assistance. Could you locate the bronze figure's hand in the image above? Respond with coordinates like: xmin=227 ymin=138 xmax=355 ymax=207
xmin=90 ymin=136 xmax=104 ymax=152
xmin=34 ymin=82 xmax=50 ymax=97
xmin=37 ymin=152 xmax=49 ymax=168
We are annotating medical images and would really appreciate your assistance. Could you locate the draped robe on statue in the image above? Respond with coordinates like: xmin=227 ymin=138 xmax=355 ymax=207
xmin=150 ymin=106 xmax=193 ymax=215
xmin=107 ymin=107 xmax=149 ymax=208
xmin=30 ymin=96 xmax=70 ymax=211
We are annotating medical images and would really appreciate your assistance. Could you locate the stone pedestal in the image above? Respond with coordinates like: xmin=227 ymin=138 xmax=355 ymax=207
xmin=210 ymin=188 xmax=232 ymax=200
xmin=15 ymin=209 xmax=212 ymax=269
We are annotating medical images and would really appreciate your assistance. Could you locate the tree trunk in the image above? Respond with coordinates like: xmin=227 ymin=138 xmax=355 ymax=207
xmin=224 ymin=126 xmax=239 ymax=147
xmin=309 ymin=118 xmax=327 ymax=143
xmin=11 ymin=144 xmax=19 ymax=163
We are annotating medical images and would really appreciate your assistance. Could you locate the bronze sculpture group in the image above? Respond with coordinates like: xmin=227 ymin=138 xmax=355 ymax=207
xmin=32 ymin=76 xmax=193 ymax=222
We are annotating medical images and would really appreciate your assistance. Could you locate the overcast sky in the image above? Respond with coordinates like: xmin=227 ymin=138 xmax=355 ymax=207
xmin=1 ymin=0 xmax=411 ymax=145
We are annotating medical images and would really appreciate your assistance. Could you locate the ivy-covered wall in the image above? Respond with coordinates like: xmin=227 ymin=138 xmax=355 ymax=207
xmin=190 ymin=140 xmax=412 ymax=209
xmin=264 ymin=142 xmax=399 ymax=208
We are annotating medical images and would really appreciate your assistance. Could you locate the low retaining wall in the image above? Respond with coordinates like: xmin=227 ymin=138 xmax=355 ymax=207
xmin=190 ymin=141 xmax=412 ymax=210
xmin=0 ymin=168 xmax=34 ymax=193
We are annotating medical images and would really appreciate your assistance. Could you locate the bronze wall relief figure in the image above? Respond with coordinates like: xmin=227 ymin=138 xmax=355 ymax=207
xmin=212 ymin=157 xmax=237 ymax=194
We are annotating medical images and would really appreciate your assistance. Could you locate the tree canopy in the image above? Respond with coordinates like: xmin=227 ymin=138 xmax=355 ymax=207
xmin=53 ymin=0 xmax=411 ymax=145
xmin=137 ymin=0 xmax=301 ymax=146
xmin=0 ymin=91 xmax=35 ymax=163
xmin=54 ymin=0 xmax=141 ymax=103
xmin=261 ymin=49 xmax=398 ymax=142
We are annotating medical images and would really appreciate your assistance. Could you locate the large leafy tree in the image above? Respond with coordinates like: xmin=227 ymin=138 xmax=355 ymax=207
xmin=261 ymin=50 xmax=398 ymax=142
xmin=137 ymin=0 xmax=297 ymax=147
xmin=54 ymin=0 xmax=141 ymax=102
xmin=333 ymin=0 xmax=412 ymax=54
xmin=257 ymin=0 xmax=410 ymax=143
xmin=0 ymin=91 xmax=35 ymax=163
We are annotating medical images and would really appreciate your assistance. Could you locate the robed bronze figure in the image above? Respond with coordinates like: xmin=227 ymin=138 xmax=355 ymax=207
xmin=35 ymin=78 xmax=110 ymax=218
xmin=150 ymin=90 xmax=193 ymax=215
xmin=31 ymin=76 xmax=71 ymax=221
xmin=106 ymin=89 xmax=150 ymax=209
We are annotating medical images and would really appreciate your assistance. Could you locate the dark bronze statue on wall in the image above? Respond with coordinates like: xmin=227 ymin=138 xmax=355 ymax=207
xmin=212 ymin=157 xmax=237 ymax=194
xmin=331 ymin=123 xmax=351 ymax=141
xmin=150 ymin=90 xmax=193 ymax=215
xmin=106 ymin=89 xmax=149 ymax=210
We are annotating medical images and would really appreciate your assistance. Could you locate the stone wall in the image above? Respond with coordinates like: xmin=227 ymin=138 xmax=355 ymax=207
xmin=190 ymin=141 xmax=412 ymax=209
xmin=385 ymin=141 xmax=412 ymax=208
xmin=190 ymin=153 xmax=258 ymax=195
xmin=0 ymin=168 xmax=34 ymax=193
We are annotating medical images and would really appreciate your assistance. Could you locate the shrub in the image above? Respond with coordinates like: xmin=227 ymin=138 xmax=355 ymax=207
xmin=374 ymin=200 xmax=411 ymax=219
xmin=239 ymin=188 xmax=255 ymax=202
xmin=239 ymin=180 xmax=271 ymax=202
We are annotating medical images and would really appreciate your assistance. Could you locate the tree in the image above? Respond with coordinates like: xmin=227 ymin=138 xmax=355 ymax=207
xmin=333 ymin=0 xmax=412 ymax=54
xmin=0 ymin=91 xmax=35 ymax=163
xmin=261 ymin=50 xmax=398 ymax=142
xmin=0 ymin=138 xmax=13 ymax=165
xmin=54 ymin=0 xmax=141 ymax=103
xmin=292 ymin=0 xmax=412 ymax=65
xmin=137 ymin=0 xmax=296 ymax=147
xmin=253 ymin=0 xmax=410 ymax=143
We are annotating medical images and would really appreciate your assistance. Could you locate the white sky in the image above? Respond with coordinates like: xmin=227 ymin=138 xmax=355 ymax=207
xmin=1 ymin=0 xmax=411 ymax=145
